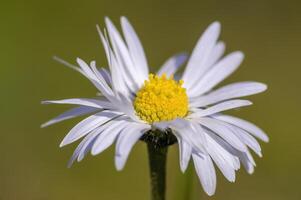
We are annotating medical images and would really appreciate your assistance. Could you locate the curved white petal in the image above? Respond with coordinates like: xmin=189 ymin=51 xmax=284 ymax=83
xmin=41 ymin=106 xmax=99 ymax=128
xmin=206 ymin=135 xmax=238 ymax=182
xmin=190 ymin=82 xmax=267 ymax=107
xmin=204 ymin=41 xmax=225 ymax=69
xmin=214 ymin=115 xmax=269 ymax=142
xmin=190 ymin=121 xmax=208 ymax=147
xmin=188 ymin=51 xmax=244 ymax=97
xmin=121 ymin=16 xmax=149 ymax=78
xmin=114 ymin=93 xmax=141 ymax=122
xmin=91 ymin=120 xmax=128 ymax=155
xmin=176 ymin=136 xmax=192 ymax=173
xmin=76 ymin=58 xmax=115 ymax=98
xmin=185 ymin=41 xmax=225 ymax=90
xmin=68 ymin=136 xmax=92 ymax=167
xmin=183 ymin=22 xmax=221 ymax=90
xmin=190 ymin=99 xmax=252 ymax=117
xmin=105 ymin=18 xmax=145 ymax=87
xmin=77 ymin=126 xmax=107 ymax=162
xmin=95 ymin=28 xmax=135 ymax=97
xmin=42 ymin=98 xmax=114 ymax=109
xmin=157 ymin=53 xmax=188 ymax=76
xmin=207 ymin=131 xmax=255 ymax=174
xmin=115 ymin=123 xmax=150 ymax=170
xmin=60 ymin=111 xmax=122 ymax=147
xmin=98 ymin=68 xmax=112 ymax=86
xmin=198 ymin=117 xmax=247 ymax=152
xmin=192 ymin=153 xmax=216 ymax=196
xmin=170 ymin=119 xmax=207 ymax=154
xmin=242 ymin=151 xmax=256 ymax=174
xmin=90 ymin=61 xmax=129 ymax=97
xmin=67 ymin=123 xmax=110 ymax=167
xmin=226 ymin=123 xmax=262 ymax=156
xmin=53 ymin=56 xmax=84 ymax=74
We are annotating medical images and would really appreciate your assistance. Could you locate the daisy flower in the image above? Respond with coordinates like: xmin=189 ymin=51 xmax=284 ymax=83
xmin=42 ymin=17 xmax=268 ymax=196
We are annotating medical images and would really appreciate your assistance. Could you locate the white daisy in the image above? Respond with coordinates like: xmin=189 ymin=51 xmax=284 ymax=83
xmin=42 ymin=17 xmax=268 ymax=196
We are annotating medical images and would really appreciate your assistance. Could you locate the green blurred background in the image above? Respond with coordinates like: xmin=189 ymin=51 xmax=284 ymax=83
xmin=1 ymin=0 xmax=300 ymax=199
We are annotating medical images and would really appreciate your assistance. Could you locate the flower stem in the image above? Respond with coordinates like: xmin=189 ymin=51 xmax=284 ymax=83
xmin=147 ymin=142 xmax=168 ymax=200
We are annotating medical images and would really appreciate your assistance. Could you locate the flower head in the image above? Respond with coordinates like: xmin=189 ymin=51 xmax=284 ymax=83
xmin=43 ymin=17 xmax=268 ymax=196
xmin=134 ymin=73 xmax=188 ymax=123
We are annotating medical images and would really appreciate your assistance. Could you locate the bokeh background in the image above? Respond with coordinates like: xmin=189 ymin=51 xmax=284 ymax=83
xmin=1 ymin=0 xmax=301 ymax=199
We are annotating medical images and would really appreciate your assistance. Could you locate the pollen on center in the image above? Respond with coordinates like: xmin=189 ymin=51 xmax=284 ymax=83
xmin=133 ymin=73 xmax=189 ymax=123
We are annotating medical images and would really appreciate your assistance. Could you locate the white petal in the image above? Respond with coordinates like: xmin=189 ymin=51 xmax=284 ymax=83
xmin=91 ymin=60 xmax=130 ymax=98
xmin=183 ymin=22 xmax=221 ymax=90
xmin=176 ymin=136 xmax=192 ymax=173
xmin=204 ymin=41 xmax=225 ymax=69
xmin=190 ymin=121 xmax=208 ymax=147
xmin=105 ymin=18 xmax=144 ymax=87
xmin=242 ymin=151 xmax=256 ymax=174
xmin=114 ymin=93 xmax=141 ymax=122
xmin=97 ymin=25 xmax=138 ymax=97
xmin=198 ymin=117 xmax=247 ymax=152
xmin=90 ymin=62 xmax=114 ymax=91
xmin=235 ymin=148 xmax=256 ymax=172
xmin=170 ymin=119 xmax=207 ymax=154
xmin=98 ymin=68 xmax=112 ymax=85
xmin=190 ymin=99 xmax=252 ymax=117
xmin=188 ymin=51 xmax=244 ymax=97
xmin=192 ymin=153 xmax=216 ymax=196
xmin=207 ymin=130 xmax=255 ymax=174
xmin=121 ymin=16 xmax=149 ymax=77
xmin=190 ymin=82 xmax=267 ymax=107
xmin=115 ymin=123 xmax=150 ymax=170
xmin=76 ymin=58 xmax=97 ymax=79
xmin=152 ymin=121 xmax=171 ymax=131
xmin=76 ymin=58 xmax=114 ymax=98
xmin=96 ymin=26 xmax=128 ymax=94
xmin=226 ymin=123 xmax=262 ymax=156
xmin=53 ymin=56 xmax=83 ymax=74
xmin=91 ymin=120 xmax=127 ymax=155
xmin=185 ymin=41 xmax=225 ymax=91
xmin=67 ymin=136 xmax=89 ymax=167
xmin=42 ymin=98 xmax=114 ymax=109
xmin=214 ymin=115 xmax=269 ymax=142
xmin=60 ymin=111 xmax=122 ymax=147
xmin=41 ymin=106 xmax=99 ymax=128
xmin=157 ymin=53 xmax=188 ymax=76
xmin=72 ymin=124 xmax=107 ymax=166
xmin=77 ymin=125 xmax=107 ymax=162
xmin=206 ymin=135 xmax=238 ymax=182
xmin=67 ymin=124 xmax=109 ymax=167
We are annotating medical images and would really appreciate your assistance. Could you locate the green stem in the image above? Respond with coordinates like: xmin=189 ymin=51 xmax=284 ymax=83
xmin=147 ymin=142 xmax=168 ymax=200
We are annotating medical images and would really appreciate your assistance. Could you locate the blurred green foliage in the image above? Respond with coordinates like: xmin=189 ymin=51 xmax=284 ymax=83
xmin=0 ymin=0 xmax=300 ymax=199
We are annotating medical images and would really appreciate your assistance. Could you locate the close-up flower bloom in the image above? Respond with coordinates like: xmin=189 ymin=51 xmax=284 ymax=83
xmin=42 ymin=17 xmax=268 ymax=196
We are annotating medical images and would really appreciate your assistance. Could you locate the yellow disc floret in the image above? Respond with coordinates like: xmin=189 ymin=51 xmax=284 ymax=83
xmin=134 ymin=73 xmax=188 ymax=123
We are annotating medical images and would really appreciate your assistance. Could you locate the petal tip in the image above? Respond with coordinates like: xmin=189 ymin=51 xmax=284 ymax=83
xmin=205 ymin=189 xmax=216 ymax=196
xmin=212 ymin=21 xmax=221 ymax=28
xmin=41 ymin=100 xmax=49 ymax=105
xmin=59 ymin=140 xmax=68 ymax=148
xmin=261 ymin=83 xmax=268 ymax=92
xmin=104 ymin=17 xmax=113 ymax=27
xmin=115 ymin=160 xmax=124 ymax=171
xmin=180 ymin=164 xmax=187 ymax=173
xmin=91 ymin=147 xmax=100 ymax=156
xmin=40 ymin=123 xmax=48 ymax=128
xmin=120 ymin=16 xmax=128 ymax=23
xmin=208 ymin=21 xmax=221 ymax=35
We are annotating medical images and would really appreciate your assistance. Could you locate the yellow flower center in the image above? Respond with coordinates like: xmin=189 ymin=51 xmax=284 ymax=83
xmin=134 ymin=74 xmax=188 ymax=123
